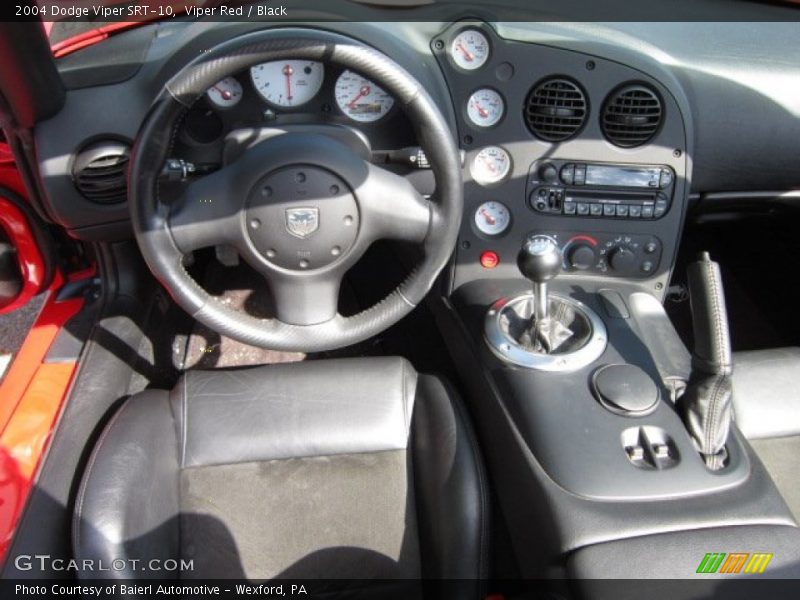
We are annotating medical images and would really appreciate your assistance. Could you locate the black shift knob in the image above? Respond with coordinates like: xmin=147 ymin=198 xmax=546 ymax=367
xmin=518 ymin=235 xmax=562 ymax=283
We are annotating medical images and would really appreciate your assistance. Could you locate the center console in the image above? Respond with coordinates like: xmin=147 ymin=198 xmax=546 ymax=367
xmin=431 ymin=21 xmax=800 ymax=585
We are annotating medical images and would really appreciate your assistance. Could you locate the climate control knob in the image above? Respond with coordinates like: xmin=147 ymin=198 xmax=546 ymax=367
xmin=566 ymin=243 xmax=597 ymax=271
xmin=608 ymin=246 xmax=637 ymax=272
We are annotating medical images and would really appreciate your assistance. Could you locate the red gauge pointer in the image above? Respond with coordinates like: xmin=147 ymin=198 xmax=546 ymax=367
xmin=482 ymin=157 xmax=497 ymax=172
xmin=212 ymin=85 xmax=232 ymax=101
xmin=457 ymin=41 xmax=475 ymax=62
xmin=479 ymin=208 xmax=497 ymax=225
xmin=473 ymin=102 xmax=489 ymax=118
xmin=348 ymin=85 xmax=371 ymax=109
xmin=282 ymin=64 xmax=294 ymax=101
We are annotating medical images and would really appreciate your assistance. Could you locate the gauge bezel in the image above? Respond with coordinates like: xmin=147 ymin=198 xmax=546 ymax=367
xmin=465 ymin=87 xmax=506 ymax=129
xmin=449 ymin=28 xmax=492 ymax=72
xmin=249 ymin=60 xmax=326 ymax=109
xmin=470 ymin=145 xmax=513 ymax=186
xmin=333 ymin=69 xmax=397 ymax=124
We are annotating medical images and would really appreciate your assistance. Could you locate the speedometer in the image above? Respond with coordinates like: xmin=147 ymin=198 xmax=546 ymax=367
xmin=334 ymin=70 xmax=395 ymax=123
xmin=250 ymin=61 xmax=325 ymax=108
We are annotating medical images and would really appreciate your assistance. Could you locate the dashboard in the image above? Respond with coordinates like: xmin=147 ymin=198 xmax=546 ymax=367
xmin=32 ymin=19 xmax=800 ymax=298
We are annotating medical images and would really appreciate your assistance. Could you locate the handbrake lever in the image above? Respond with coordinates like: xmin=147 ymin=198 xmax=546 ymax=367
xmin=680 ymin=252 xmax=733 ymax=470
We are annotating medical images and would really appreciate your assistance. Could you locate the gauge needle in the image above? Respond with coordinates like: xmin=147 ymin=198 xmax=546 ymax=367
xmin=480 ymin=208 xmax=496 ymax=225
xmin=212 ymin=85 xmax=232 ymax=100
xmin=282 ymin=64 xmax=294 ymax=101
xmin=348 ymin=85 xmax=371 ymax=109
xmin=457 ymin=42 xmax=474 ymax=62
xmin=473 ymin=102 xmax=489 ymax=118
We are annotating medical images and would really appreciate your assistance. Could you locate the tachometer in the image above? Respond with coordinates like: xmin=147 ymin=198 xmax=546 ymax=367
xmin=471 ymin=146 xmax=511 ymax=185
xmin=206 ymin=77 xmax=243 ymax=108
xmin=334 ymin=70 xmax=395 ymax=123
xmin=250 ymin=61 xmax=325 ymax=108
xmin=466 ymin=89 xmax=504 ymax=128
xmin=451 ymin=29 xmax=490 ymax=71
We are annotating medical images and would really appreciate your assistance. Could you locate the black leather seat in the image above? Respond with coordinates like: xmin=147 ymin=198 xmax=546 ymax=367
xmin=73 ymin=357 xmax=489 ymax=596
xmin=733 ymin=347 xmax=800 ymax=439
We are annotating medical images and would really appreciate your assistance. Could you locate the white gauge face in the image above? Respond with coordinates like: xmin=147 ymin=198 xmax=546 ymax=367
xmin=467 ymin=89 xmax=504 ymax=128
xmin=474 ymin=201 xmax=511 ymax=236
xmin=250 ymin=61 xmax=325 ymax=107
xmin=334 ymin=70 xmax=395 ymax=123
xmin=206 ymin=77 xmax=243 ymax=108
xmin=471 ymin=146 xmax=512 ymax=185
xmin=451 ymin=29 xmax=490 ymax=70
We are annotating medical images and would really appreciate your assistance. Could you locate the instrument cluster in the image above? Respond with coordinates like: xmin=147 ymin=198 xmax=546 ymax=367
xmin=203 ymin=60 xmax=396 ymax=124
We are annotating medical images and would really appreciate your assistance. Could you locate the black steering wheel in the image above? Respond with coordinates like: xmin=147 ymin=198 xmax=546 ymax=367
xmin=129 ymin=29 xmax=463 ymax=352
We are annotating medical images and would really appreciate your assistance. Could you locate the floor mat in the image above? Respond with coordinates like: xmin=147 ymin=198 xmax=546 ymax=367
xmin=181 ymin=261 xmax=305 ymax=369
xmin=750 ymin=436 xmax=800 ymax=523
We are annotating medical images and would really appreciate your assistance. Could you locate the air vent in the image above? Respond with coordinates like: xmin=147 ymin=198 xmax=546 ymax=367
xmin=72 ymin=141 xmax=130 ymax=204
xmin=524 ymin=78 xmax=588 ymax=142
xmin=601 ymin=84 xmax=663 ymax=148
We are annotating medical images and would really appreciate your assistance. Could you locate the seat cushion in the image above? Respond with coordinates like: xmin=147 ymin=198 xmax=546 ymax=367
xmin=733 ymin=347 xmax=800 ymax=439
xmin=73 ymin=357 xmax=488 ymax=594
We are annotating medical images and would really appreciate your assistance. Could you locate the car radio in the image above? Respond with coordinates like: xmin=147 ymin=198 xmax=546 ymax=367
xmin=527 ymin=160 xmax=675 ymax=220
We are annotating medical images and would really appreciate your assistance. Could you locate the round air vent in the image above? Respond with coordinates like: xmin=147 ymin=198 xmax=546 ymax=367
xmin=524 ymin=78 xmax=588 ymax=142
xmin=601 ymin=84 xmax=663 ymax=148
xmin=72 ymin=141 xmax=130 ymax=204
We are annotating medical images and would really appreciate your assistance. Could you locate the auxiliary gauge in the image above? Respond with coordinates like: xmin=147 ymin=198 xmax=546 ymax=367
xmin=466 ymin=89 xmax=504 ymax=128
xmin=474 ymin=201 xmax=511 ymax=236
xmin=206 ymin=77 xmax=243 ymax=108
xmin=471 ymin=146 xmax=511 ymax=185
xmin=451 ymin=29 xmax=490 ymax=70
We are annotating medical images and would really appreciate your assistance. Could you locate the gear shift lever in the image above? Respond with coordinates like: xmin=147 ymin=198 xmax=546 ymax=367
xmin=518 ymin=235 xmax=562 ymax=323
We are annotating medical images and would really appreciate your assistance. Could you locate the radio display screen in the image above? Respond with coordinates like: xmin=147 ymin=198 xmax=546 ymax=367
xmin=585 ymin=165 xmax=661 ymax=188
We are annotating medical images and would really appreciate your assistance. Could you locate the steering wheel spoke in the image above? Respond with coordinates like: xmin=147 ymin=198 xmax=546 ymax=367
xmin=168 ymin=168 xmax=242 ymax=253
xmin=358 ymin=163 xmax=432 ymax=244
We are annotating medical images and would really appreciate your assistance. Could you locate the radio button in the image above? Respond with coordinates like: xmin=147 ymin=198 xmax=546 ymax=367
xmin=590 ymin=203 xmax=603 ymax=216
xmin=560 ymin=164 xmax=575 ymax=185
xmin=577 ymin=202 xmax=590 ymax=215
xmin=654 ymin=198 xmax=668 ymax=217
xmin=564 ymin=201 xmax=577 ymax=215
xmin=629 ymin=205 xmax=642 ymax=218
xmin=659 ymin=169 xmax=673 ymax=188
xmin=616 ymin=205 xmax=629 ymax=217
xmin=641 ymin=205 xmax=655 ymax=218
xmin=603 ymin=204 xmax=616 ymax=217
xmin=574 ymin=164 xmax=587 ymax=185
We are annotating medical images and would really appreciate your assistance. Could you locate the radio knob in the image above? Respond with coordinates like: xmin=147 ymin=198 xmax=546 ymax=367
xmin=608 ymin=246 xmax=636 ymax=272
xmin=538 ymin=162 xmax=559 ymax=184
xmin=567 ymin=243 xmax=597 ymax=271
